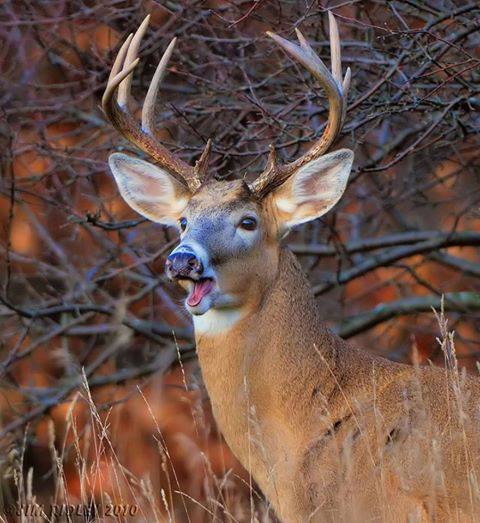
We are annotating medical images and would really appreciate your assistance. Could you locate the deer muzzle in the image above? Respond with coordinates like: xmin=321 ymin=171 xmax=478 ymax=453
xmin=165 ymin=247 xmax=204 ymax=280
xmin=166 ymin=243 xmax=217 ymax=313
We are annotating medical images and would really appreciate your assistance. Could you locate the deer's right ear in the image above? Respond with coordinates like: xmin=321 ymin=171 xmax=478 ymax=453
xmin=108 ymin=153 xmax=190 ymax=226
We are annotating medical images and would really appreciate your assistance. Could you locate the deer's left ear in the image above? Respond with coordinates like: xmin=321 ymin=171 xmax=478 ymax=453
xmin=270 ymin=149 xmax=353 ymax=230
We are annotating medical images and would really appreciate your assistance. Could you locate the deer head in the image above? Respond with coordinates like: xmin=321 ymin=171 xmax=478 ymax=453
xmin=104 ymin=14 xmax=353 ymax=319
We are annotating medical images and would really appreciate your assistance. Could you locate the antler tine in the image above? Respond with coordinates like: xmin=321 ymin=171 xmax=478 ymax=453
xmin=293 ymin=28 xmax=331 ymax=80
xmin=117 ymin=15 xmax=150 ymax=107
xmin=107 ymin=33 xmax=133 ymax=86
xmin=142 ymin=37 xmax=177 ymax=135
xmin=102 ymin=16 xmax=203 ymax=192
xmin=329 ymin=12 xmax=352 ymax=126
xmin=193 ymin=138 xmax=214 ymax=184
xmin=102 ymin=58 xmax=139 ymax=113
xmin=249 ymin=13 xmax=349 ymax=197
xmin=342 ymin=67 xmax=351 ymax=100
xmin=328 ymin=11 xmax=342 ymax=87
xmin=341 ymin=66 xmax=351 ymax=125
xmin=102 ymin=34 xmax=135 ymax=108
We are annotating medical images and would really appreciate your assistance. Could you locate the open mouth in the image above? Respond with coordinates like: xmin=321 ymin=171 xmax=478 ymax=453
xmin=185 ymin=277 xmax=215 ymax=307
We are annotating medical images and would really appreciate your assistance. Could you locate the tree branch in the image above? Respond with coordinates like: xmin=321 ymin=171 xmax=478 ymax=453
xmin=311 ymin=232 xmax=480 ymax=295
xmin=291 ymin=230 xmax=480 ymax=257
xmin=338 ymin=292 xmax=480 ymax=338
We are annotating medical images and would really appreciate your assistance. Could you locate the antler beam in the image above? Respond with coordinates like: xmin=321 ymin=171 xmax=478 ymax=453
xmin=249 ymin=12 xmax=351 ymax=197
xmin=102 ymin=15 xmax=210 ymax=192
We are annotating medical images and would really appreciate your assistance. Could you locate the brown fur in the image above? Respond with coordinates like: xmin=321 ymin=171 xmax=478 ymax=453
xmin=108 ymin=155 xmax=480 ymax=521
xmin=196 ymin=246 xmax=480 ymax=522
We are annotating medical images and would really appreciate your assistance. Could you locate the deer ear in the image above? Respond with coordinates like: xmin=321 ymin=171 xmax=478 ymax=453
xmin=108 ymin=153 xmax=190 ymax=226
xmin=270 ymin=149 xmax=353 ymax=230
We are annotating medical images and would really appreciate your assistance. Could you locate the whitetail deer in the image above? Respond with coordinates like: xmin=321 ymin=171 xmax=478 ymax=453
xmin=103 ymin=14 xmax=480 ymax=522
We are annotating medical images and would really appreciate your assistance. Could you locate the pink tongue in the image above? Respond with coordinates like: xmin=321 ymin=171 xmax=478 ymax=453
xmin=187 ymin=279 xmax=214 ymax=307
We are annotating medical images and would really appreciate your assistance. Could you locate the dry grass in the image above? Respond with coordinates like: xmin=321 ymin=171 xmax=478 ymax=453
xmin=1 ymin=376 xmax=269 ymax=522
xmin=2 ymin=303 xmax=480 ymax=522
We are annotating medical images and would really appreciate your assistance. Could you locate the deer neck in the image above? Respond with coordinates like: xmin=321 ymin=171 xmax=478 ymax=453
xmin=194 ymin=248 xmax=342 ymax=482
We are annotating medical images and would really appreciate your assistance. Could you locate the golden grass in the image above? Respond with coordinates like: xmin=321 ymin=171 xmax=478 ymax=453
xmin=1 ymin=303 xmax=479 ymax=522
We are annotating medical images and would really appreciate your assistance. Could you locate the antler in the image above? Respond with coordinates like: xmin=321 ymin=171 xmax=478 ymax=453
xmin=102 ymin=15 xmax=211 ymax=192
xmin=249 ymin=12 xmax=351 ymax=197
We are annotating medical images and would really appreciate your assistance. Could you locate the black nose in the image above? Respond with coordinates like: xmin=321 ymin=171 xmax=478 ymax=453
xmin=165 ymin=250 xmax=203 ymax=279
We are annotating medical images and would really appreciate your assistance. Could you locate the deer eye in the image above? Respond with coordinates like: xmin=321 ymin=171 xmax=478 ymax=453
xmin=179 ymin=217 xmax=187 ymax=231
xmin=239 ymin=216 xmax=257 ymax=231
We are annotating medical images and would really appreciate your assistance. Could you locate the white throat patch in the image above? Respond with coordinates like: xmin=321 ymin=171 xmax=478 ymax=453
xmin=193 ymin=308 xmax=244 ymax=336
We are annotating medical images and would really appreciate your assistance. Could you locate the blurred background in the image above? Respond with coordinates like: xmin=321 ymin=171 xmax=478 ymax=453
xmin=0 ymin=0 xmax=479 ymax=521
